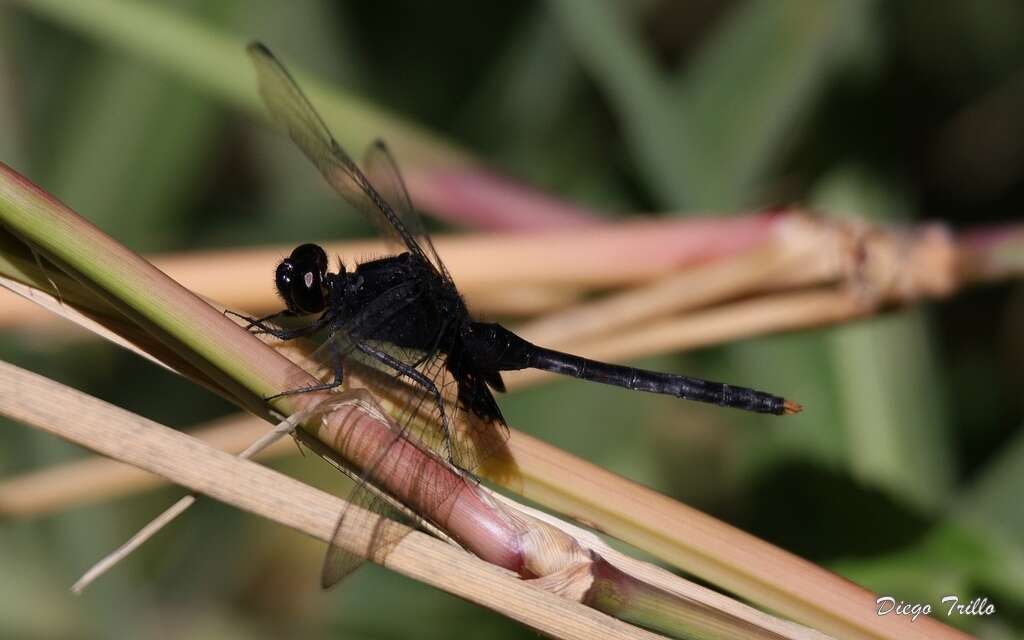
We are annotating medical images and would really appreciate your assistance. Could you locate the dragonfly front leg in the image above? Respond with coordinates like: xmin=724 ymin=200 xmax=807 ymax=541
xmin=226 ymin=308 xmax=335 ymax=341
xmin=265 ymin=336 xmax=347 ymax=401
xmin=225 ymin=308 xmax=294 ymax=332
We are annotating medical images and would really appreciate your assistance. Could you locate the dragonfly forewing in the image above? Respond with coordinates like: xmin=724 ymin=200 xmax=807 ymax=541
xmin=247 ymin=43 xmax=444 ymax=279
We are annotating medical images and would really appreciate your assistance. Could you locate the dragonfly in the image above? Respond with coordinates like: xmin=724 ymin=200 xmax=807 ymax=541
xmin=243 ymin=42 xmax=802 ymax=588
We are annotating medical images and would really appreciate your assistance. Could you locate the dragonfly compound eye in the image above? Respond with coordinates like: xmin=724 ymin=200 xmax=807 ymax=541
xmin=291 ymin=243 xmax=329 ymax=275
xmin=275 ymin=257 xmax=327 ymax=314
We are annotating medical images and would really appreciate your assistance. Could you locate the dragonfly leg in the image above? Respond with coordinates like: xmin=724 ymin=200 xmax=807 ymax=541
xmin=234 ymin=308 xmax=335 ymax=341
xmin=224 ymin=308 xmax=297 ymax=332
xmin=264 ymin=337 xmax=346 ymax=401
xmin=265 ymin=376 xmax=343 ymax=400
xmin=353 ymin=341 xmax=455 ymax=465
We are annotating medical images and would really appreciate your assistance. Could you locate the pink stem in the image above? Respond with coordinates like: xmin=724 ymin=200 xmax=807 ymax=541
xmin=316 ymin=403 xmax=527 ymax=575
xmin=406 ymin=167 xmax=603 ymax=230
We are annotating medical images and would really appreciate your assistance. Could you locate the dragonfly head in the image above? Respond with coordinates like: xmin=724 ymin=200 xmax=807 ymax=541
xmin=276 ymin=243 xmax=331 ymax=314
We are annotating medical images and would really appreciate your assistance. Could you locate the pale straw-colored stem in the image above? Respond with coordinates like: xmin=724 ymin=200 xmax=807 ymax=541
xmin=0 ymin=413 xmax=287 ymax=517
xmin=70 ymin=411 xmax=304 ymax=593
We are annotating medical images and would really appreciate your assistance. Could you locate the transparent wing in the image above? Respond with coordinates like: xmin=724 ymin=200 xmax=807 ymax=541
xmin=363 ymin=140 xmax=453 ymax=281
xmin=317 ymin=344 xmax=511 ymax=588
xmin=270 ymin=291 xmax=510 ymax=588
xmin=318 ymin=354 xmax=453 ymax=588
xmin=289 ymin=399 xmax=420 ymax=587
xmin=247 ymin=43 xmax=445 ymax=278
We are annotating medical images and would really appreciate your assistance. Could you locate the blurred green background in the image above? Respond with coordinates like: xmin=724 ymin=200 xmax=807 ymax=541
xmin=2 ymin=1 xmax=1023 ymax=638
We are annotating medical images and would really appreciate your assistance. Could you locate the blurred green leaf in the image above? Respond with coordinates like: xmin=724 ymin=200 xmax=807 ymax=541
xmin=814 ymin=167 xmax=954 ymax=510
xmin=727 ymin=331 xmax=846 ymax=473
xmin=0 ymin=20 xmax=23 ymax=166
xmin=553 ymin=0 xmax=878 ymax=210
xmin=833 ymin=520 xmax=1024 ymax=637
xmin=44 ymin=50 xmax=220 ymax=250
xmin=955 ymin=424 xmax=1024 ymax=542
xmin=680 ymin=0 xmax=877 ymax=208
xmin=459 ymin=4 xmax=628 ymax=211
xmin=459 ymin=5 xmax=580 ymax=146
xmin=206 ymin=1 xmax=367 ymax=248
xmin=550 ymin=0 xmax=696 ymax=208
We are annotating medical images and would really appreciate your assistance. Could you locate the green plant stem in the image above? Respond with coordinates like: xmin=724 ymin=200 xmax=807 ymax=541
xmin=0 ymin=162 xmax=282 ymax=414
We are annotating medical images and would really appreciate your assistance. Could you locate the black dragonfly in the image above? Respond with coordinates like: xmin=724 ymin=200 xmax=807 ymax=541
xmin=243 ymin=43 xmax=801 ymax=587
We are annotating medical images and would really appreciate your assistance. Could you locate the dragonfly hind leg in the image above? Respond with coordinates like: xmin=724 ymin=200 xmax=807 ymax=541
xmin=352 ymin=341 xmax=456 ymax=467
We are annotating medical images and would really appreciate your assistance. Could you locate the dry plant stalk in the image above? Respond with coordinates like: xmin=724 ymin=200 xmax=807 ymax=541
xmin=70 ymin=408 xmax=305 ymax=593
xmin=0 ymin=413 xmax=285 ymax=517
xmin=516 ymin=213 xmax=958 ymax=348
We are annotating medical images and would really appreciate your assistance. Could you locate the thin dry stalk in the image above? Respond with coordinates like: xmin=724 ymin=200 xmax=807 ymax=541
xmin=72 ymin=494 xmax=198 ymax=592
xmin=515 ymin=214 xmax=959 ymax=349
xmin=514 ymin=242 xmax=799 ymax=349
xmin=71 ymin=410 xmax=304 ymax=593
